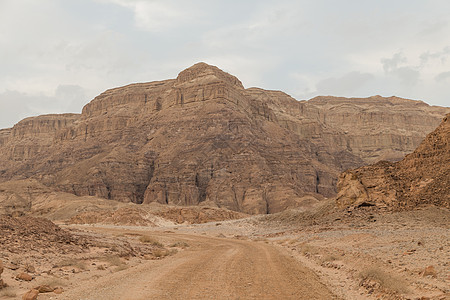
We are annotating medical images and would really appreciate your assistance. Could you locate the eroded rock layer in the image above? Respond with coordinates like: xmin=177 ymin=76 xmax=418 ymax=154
xmin=337 ymin=113 xmax=450 ymax=209
xmin=0 ymin=63 xmax=448 ymax=213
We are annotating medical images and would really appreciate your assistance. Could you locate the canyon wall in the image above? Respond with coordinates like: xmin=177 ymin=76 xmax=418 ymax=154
xmin=0 ymin=63 xmax=448 ymax=213
xmin=337 ymin=113 xmax=449 ymax=209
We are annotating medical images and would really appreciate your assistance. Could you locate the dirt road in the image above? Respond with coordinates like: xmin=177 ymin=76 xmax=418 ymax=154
xmin=54 ymin=231 xmax=337 ymax=300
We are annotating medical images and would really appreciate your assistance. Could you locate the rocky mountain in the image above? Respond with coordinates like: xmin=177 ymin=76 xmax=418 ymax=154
xmin=0 ymin=63 xmax=448 ymax=214
xmin=336 ymin=113 xmax=449 ymax=209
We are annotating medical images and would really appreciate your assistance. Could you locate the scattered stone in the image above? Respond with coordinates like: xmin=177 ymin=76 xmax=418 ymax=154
xmin=25 ymin=264 xmax=36 ymax=273
xmin=22 ymin=289 xmax=39 ymax=300
xmin=53 ymin=287 xmax=64 ymax=294
xmin=16 ymin=272 xmax=33 ymax=281
xmin=422 ymin=265 xmax=437 ymax=278
xmin=34 ymin=285 xmax=54 ymax=293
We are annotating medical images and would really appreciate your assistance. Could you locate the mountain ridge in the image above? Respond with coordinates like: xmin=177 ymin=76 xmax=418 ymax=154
xmin=0 ymin=63 xmax=448 ymax=214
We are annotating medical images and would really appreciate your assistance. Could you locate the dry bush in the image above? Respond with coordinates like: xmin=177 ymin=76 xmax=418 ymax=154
xmin=101 ymin=255 xmax=123 ymax=266
xmin=39 ymin=277 xmax=66 ymax=287
xmin=54 ymin=258 xmax=87 ymax=270
xmin=252 ymin=237 xmax=268 ymax=242
xmin=100 ymin=255 xmax=128 ymax=272
xmin=139 ymin=235 xmax=164 ymax=247
xmin=299 ymin=243 xmax=319 ymax=256
xmin=0 ymin=287 xmax=17 ymax=298
xmin=113 ymin=264 xmax=129 ymax=272
xmin=359 ymin=267 xmax=409 ymax=294
xmin=153 ymin=249 xmax=169 ymax=258
xmin=169 ymin=241 xmax=189 ymax=248
xmin=320 ymin=254 xmax=338 ymax=263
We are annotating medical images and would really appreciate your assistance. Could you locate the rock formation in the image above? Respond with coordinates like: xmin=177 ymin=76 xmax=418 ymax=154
xmin=337 ymin=113 xmax=450 ymax=209
xmin=0 ymin=63 xmax=448 ymax=214
xmin=0 ymin=259 xmax=5 ymax=289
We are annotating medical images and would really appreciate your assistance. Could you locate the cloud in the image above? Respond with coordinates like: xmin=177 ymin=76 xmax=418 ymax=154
xmin=101 ymin=0 xmax=200 ymax=32
xmin=315 ymin=72 xmax=375 ymax=96
xmin=381 ymin=52 xmax=420 ymax=86
xmin=420 ymin=47 xmax=450 ymax=65
xmin=435 ymin=71 xmax=450 ymax=82
xmin=0 ymin=85 xmax=88 ymax=129
xmin=381 ymin=52 xmax=407 ymax=73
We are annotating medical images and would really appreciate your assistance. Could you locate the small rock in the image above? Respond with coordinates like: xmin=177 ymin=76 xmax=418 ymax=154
xmin=422 ymin=265 xmax=437 ymax=278
xmin=34 ymin=285 xmax=54 ymax=293
xmin=0 ymin=279 xmax=7 ymax=289
xmin=53 ymin=287 xmax=64 ymax=294
xmin=16 ymin=272 xmax=33 ymax=281
xmin=25 ymin=264 xmax=36 ymax=273
xmin=22 ymin=289 xmax=39 ymax=300
xmin=0 ymin=259 xmax=3 ymax=275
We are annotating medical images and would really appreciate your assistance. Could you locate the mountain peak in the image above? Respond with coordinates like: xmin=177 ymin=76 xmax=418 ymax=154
xmin=177 ymin=62 xmax=244 ymax=89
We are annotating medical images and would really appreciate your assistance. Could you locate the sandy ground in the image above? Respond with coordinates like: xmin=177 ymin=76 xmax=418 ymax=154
xmin=1 ymin=204 xmax=448 ymax=300
xmin=38 ymin=229 xmax=336 ymax=300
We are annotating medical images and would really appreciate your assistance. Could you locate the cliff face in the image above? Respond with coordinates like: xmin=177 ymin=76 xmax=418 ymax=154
xmin=336 ymin=113 xmax=450 ymax=209
xmin=0 ymin=63 xmax=448 ymax=214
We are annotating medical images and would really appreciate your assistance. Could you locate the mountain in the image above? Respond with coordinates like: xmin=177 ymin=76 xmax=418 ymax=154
xmin=336 ymin=113 xmax=449 ymax=209
xmin=0 ymin=63 xmax=448 ymax=214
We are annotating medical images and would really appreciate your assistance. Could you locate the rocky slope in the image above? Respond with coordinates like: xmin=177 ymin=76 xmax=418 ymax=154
xmin=336 ymin=113 xmax=450 ymax=209
xmin=0 ymin=63 xmax=448 ymax=214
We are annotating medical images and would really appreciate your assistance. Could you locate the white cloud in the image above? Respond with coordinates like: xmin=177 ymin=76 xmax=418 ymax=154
xmin=435 ymin=71 xmax=450 ymax=82
xmin=316 ymin=72 xmax=375 ymax=95
xmin=101 ymin=0 xmax=200 ymax=32
xmin=0 ymin=85 xmax=88 ymax=129
xmin=1 ymin=0 xmax=450 ymax=129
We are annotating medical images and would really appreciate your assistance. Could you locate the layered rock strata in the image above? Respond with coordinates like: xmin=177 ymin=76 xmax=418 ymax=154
xmin=0 ymin=63 xmax=448 ymax=213
xmin=337 ymin=113 xmax=450 ymax=209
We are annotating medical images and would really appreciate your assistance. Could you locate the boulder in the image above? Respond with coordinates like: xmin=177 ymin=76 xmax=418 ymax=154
xmin=422 ymin=265 xmax=437 ymax=278
xmin=16 ymin=272 xmax=33 ymax=281
xmin=22 ymin=289 xmax=39 ymax=300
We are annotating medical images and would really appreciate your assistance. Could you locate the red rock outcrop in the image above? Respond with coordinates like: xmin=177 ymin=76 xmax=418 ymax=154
xmin=337 ymin=113 xmax=450 ymax=209
xmin=0 ymin=63 xmax=448 ymax=214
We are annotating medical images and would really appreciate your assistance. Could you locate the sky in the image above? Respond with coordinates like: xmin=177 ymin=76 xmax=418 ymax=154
xmin=1 ymin=0 xmax=450 ymax=129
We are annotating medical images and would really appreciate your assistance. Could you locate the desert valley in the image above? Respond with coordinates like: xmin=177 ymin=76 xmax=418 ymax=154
xmin=0 ymin=63 xmax=449 ymax=300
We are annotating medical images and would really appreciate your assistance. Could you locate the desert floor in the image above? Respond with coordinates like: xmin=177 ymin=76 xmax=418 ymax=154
xmin=1 ymin=204 xmax=448 ymax=300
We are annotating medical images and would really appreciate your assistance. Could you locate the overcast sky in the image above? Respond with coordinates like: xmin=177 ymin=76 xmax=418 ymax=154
xmin=1 ymin=0 xmax=449 ymax=129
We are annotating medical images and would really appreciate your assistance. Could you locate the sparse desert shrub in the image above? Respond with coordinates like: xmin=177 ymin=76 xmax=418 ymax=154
xmin=39 ymin=277 xmax=67 ymax=288
xmin=288 ymin=239 xmax=298 ymax=245
xmin=114 ymin=264 xmax=129 ymax=272
xmin=54 ymin=258 xmax=87 ymax=270
xmin=153 ymin=249 xmax=169 ymax=258
xmin=252 ymin=237 xmax=268 ymax=242
xmin=139 ymin=235 xmax=164 ymax=247
xmin=101 ymin=255 xmax=127 ymax=271
xmin=169 ymin=241 xmax=189 ymax=248
xmin=320 ymin=254 xmax=338 ymax=263
xmin=299 ymin=243 xmax=319 ymax=256
xmin=96 ymin=265 xmax=106 ymax=270
xmin=0 ymin=287 xmax=16 ymax=298
xmin=101 ymin=255 xmax=123 ymax=266
xmin=359 ymin=267 xmax=409 ymax=294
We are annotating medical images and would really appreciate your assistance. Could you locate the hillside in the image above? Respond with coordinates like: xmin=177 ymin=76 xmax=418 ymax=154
xmin=0 ymin=63 xmax=448 ymax=214
xmin=337 ymin=113 xmax=450 ymax=209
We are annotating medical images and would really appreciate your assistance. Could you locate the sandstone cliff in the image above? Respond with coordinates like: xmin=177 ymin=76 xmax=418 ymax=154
xmin=336 ymin=113 xmax=450 ymax=209
xmin=0 ymin=63 xmax=448 ymax=214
